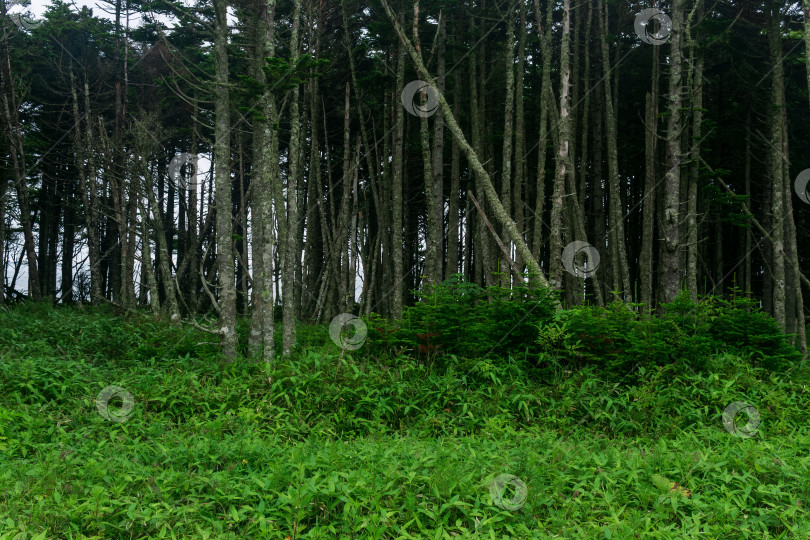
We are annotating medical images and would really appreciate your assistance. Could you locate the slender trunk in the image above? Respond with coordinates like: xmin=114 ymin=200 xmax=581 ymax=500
xmin=1 ymin=25 xmax=40 ymax=300
xmin=531 ymin=0 xmax=555 ymax=265
xmin=381 ymin=0 xmax=554 ymax=293
xmin=549 ymin=0 xmax=574 ymax=292
xmin=282 ymin=0 xmax=303 ymax=355
xmin=430 ymin=13 xmax=446 ymax=285
xmin=214 ymin=0 xmax=237 ymax=359
xmin=499 ymin=10 xmax=516 ymax=288
xmin=139 ymin=200 xmax=161 ymax=316
xmin=600 ymin=1 xmax=631 ymax=301
xmin=250 ymin=0 xmax=278 ymax=362
xmin=744 ymin=111 xmax=752 ymax=297
xmin=804 ymin=0 xmax=810 ymax=110
xmin=686 ymin=57 xmax=703 ymax=300
xmin=513 ymin=0 xmax=528 ymax=280
xmin=659 ymin=0 xmax=686 ymax=305
xmin=446 ymin=70 xmax=461 ymax=279
xmin=767 ymin=3 xmax=785 ymax=329
xmin=641 ymin=44 xmax=659 ymax=309
xmin=391 ymin=23 xmax=406 ymax=318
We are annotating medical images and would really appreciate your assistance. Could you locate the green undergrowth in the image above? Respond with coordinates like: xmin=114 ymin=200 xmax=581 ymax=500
xmin=0 ymin=303 xmax=809 ymax=538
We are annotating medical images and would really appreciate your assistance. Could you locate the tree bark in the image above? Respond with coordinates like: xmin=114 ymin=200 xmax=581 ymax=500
xmin=381 ymin=0 xmax=554 ymax=294
xmin=213 ymin=0 xmax=237 ymax=359
xmin=659 ymin=0 xmax=686 ymax=305
xmin=767 ymin=2 xmax=785 ymax=329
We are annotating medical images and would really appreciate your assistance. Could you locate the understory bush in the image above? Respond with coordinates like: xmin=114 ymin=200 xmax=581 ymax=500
xmin=364 ymin=274 xmax=559 ymax=364
xmin=540 ymin=292 xmax=803 ymax=380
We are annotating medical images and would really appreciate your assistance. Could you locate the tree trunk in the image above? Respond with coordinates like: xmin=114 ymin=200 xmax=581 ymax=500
xmin=499 ymin=9 xmax=516 ymax=288
xmin=641 ymin=42 xmax=659 ymax=310
xmin=531 ymin=0 xmax=555 ymax=266
xmin=213 ymin=0 xmax=237 ymax=359
xmin=600 ymin=0 xmax=631 ymax=301
xmin=1 ymin=25 xmax=40 ymax=301
xmin=659 ymin=0 xmax=686 ymax=305
xmin=282 ymin=0 xmax=303 ymax=355
xmin=767 ymin=2 xmax=785 ymax=329
xmin=381 ymin=0 xmax=554 ymax=294
xmin=391 ymin=23 xmax=406 ymax=318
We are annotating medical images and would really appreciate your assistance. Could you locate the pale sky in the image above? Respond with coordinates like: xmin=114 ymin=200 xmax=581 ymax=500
xmin=24 ymin=0 xmax=168 ymax=28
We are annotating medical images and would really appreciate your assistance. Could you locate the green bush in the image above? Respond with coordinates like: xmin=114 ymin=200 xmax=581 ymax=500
xmin=541 ymin=292 xmax=802 ymax=380
xmin=364 ymin=275 xmax=558 ymax=365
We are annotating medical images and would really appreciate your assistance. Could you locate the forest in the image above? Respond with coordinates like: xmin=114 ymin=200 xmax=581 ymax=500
xmin=1 ymin=0 xmax=810 ymax=537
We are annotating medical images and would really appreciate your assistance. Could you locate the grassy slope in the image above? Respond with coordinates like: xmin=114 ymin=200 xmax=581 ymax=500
xmin=0 ymin=304 xmax=809 ymax=538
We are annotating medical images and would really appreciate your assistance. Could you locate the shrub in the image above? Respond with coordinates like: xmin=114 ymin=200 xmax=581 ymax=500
xmin=364 ymin=275 xmax=558 ymax=365
xmin=540 ymin=292 xmax=802 ymax=380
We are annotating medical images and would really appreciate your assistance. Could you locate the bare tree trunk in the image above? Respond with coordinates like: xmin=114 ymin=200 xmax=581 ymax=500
xmin=69 ymin=69 xmax=103 ymax=304
xmin=145 ymin=173 xmax=179 ymax=320
xmin=744 ymin=111 xmax=752 ymax=297
xmin=413 ymin=2 xmax=439 ymax=289
xmin=139 ymin=200 xmax=161 ymax=316
xmin=641 ymin=43 xmax=659 ymax=310
xmin=499 ymin=9 xmax=516 ymax=288
xmin=249 ymin=0 xmax=278 ymax=362
xmin=685 ymin=2 xmax=704 ymax=301
xmin=391 ymin=24 xmax=406 ymax=318
xmin=531 ymin=0 xmax=555 ymax=265
xmin=767 ymin=2 xmax=785 ymax=329
xmin=513 ymin=0 xmax=528 ymax=280
xmin=446 ymin=69 xmax=461 ymax=280
xmin=600 ymin=0 xmax=631 ymax=301
xmin=659 ymin=0 xmax=686 ymax=305
xmin=549 ymin=0 xmax=575 ymax=292
xmin=469 ymin=51 xmax=490 ymax=288
xmin=1 ymin=21 xmax=40 ymax=301
xmin=805 ymin=0 xmax=810 ymax=111
xmin=779 ymin=55 xmax=805 ymax=352
xmin=381 ymin=0 xmax=554 ymax=294
xmin=282 ymin=0 xmax=303 ymax=355
xmin=214 ymin=0 xmax=237 ymax=359
xmin=430 ymin=13 xmax=446 ymax=285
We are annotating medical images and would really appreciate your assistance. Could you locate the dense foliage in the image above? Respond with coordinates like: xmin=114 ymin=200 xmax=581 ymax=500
xmin=365 ymin=278 xmax=802 ymax=378
xmin=1 ymin=304 xmax=808 ymax=537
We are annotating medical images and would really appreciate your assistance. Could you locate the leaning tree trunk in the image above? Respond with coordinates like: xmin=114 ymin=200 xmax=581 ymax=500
xmin=381 ymin=0 xmax=554 ymax=295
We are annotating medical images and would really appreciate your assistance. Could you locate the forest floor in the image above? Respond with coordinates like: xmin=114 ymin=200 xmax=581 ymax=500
xmin=1 ymin=304 xmax=809 ymax=538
